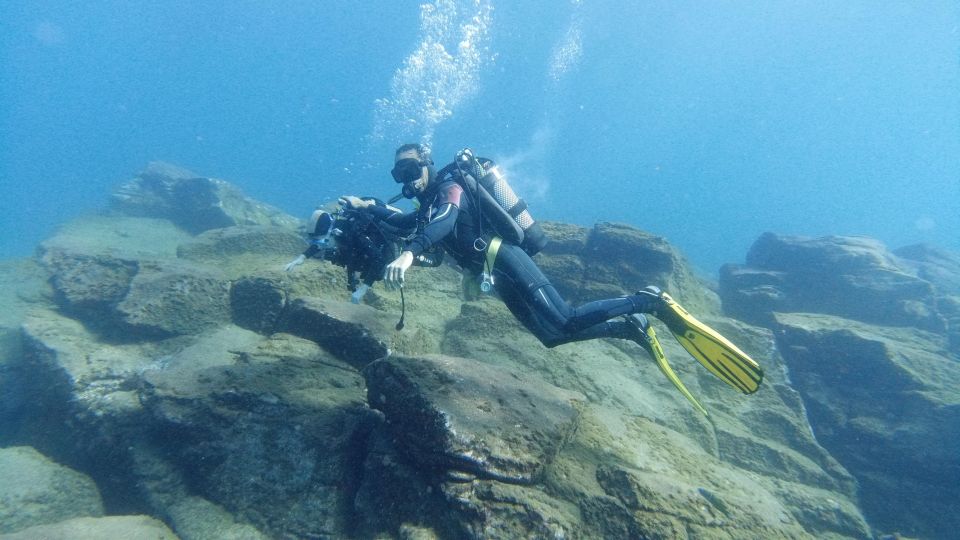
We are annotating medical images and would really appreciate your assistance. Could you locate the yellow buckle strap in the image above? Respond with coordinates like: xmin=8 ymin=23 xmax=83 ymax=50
xmin=485 ymin=236 xmax=503 ymax=273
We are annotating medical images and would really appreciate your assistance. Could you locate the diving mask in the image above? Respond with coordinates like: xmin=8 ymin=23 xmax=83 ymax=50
xmin=391 ymin=158 xmax=428 ymax=184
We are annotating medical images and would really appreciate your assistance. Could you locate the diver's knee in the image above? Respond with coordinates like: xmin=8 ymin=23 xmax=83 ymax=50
xmin=537 ymin=332 xmax=564 ymax=348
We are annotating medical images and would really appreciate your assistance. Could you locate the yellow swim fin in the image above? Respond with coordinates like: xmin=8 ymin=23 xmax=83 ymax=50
xmin=654 ymin=292 xmax=764 ymax=394
xmin=628 ymin=315 xmax=709 ymax=417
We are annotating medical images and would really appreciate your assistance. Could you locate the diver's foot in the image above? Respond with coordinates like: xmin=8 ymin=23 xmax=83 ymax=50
xmin=633 ymin=285 xmax=693 ymax=336
xmin=630 ymin=285 xmax=667 ymax=315
xmin=624 ymin=313 xmax=655 ymax=358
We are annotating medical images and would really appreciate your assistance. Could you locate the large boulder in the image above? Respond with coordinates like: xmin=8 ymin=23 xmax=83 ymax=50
xmin=540 ymin=221 xmax=716 ymax=313
xmin=363 ymin=354 xmax=585 ymax=484
xmin=110 ymin=161 xmax=299 ymax=234
xmin=895 ymin=243 xmax=960 ymax=295
xmin=774 ymin=312 xmax=960 ymax=539
xmin=0 ymin=259 xmax=51 ymax=434
xmin=895 ymin=243 xmax=960 ymax=351
xmin=140 ymin=330 xmax=377 ymax=539
xmin=0 ymin=515 xmax=179 ymax=540
xmin=4 ymin=163 xmax=909 ymax=538
xmin=0 ymin=447 xmax=104 ymax=534
xmin=176 ymin=225 xmax=304 ymax=263
xmin=113 ymin=259 xmax=231 ymax=338
xmin=39 ymin=216 xmax=231 ymax=339
xmin=720 ymin=233 xmax=945 ymax=332
xmin=358 ymin=354 xmax=588 ymax=538
xmin=275 ymin=297 xmax=393 ymax=369
xmin=12 ymin=308 xmax=154 ymax=456
xmin=43 ymin=248 xmax=231 ymax=339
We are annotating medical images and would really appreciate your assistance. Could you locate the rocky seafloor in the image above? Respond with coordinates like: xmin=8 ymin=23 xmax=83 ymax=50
xmin=1 ymin=162 xmax=957 ymax=539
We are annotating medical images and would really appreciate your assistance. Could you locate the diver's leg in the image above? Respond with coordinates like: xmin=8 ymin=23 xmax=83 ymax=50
xmin=539 ymin=284 xmax=662 ymax=333
xmin=490 ymin=255 xmax=568 ymax=346
xmin=540 ymin=318 xmax=636 ymax=347
xmin=492 ymin=244 xmax=661 ymax=345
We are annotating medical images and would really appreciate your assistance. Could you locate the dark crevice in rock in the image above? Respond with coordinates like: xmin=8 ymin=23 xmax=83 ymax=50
xmin=3 ymin=335 xmax=154 ymax=517
xmin=275 ymin=297 xmax=392 ymax=370
xmin=774 ymin=317 xmax=960 ymax=539
xmin=229 ymin=277 xmax=287 ymax=334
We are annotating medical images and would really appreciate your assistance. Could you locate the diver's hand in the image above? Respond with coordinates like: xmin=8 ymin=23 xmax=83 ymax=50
xmin=284 ymin=254 xmax=306 ymax=272
xmin=351 ymin=283 xmax=371 ymax=304
xmin=338 ymin=196 xmax=373 ymax=210
xmin=384 ymin=251 xmax=415 ymax=289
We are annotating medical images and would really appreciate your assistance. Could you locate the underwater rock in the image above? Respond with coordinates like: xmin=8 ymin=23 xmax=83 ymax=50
xmin=580 ymin=463 xmax=824 ymax=539
xmin=774 ymin=312 xmax=960 ymax=539
xmin=359 ymin=354 xmax=587 ymax=538
xmin=352 ymin=427 xmax=466 ymax=539
xmin=0 ymin=447 xmax=104 ymax=534
xmin=538 ymin=221 xmax=716 ymax=313
xmin=713 ymin=425 xmax=851 ymax=493
xmin=140 ymin=330 xmax=376 ymax=539
xmin=11 ymin=162 xmax=940 ymax=538
xmin=124 ymin=439 xmax=269 ymax=540
xmin=0 ymin=515 xmax=179 ymax=540
xmin=110 ymin=161 xmax=299 ymax=234
xmin=37 ymin=216 xmax=188 ymax=326
xmin=720 ymin=233 xmax=946 ymax=332
xmin=42 ymin=248 xmax=139 ymax=319
xmin=894 ymin=243 xmax=960 ymax=295
xmin=538 ymin=221 xmax=590 ymax=254
xmin=587 ymin=222 xmax=680 ymax=279
xmin=354 ymin=425 xmax=583 ymax=539
xmin=230 ymin=277 xmax=288 ymax=334
xmin=276 ymin=296 xmax=393 ymax=369
xmin=176 ymin=225 xmax=304 ymax=261
xmin=590 ymin=459 xmax=868 ymax=539
xmin=895 ymin=244 xmax=960 ymax=353
xmin=41 ymin=239 xmax=231 ymax=339
xmin=112 ymin=260 xmax=231 ymax=338
xmin=940 ymin=294 xmax=960 ymax=353
xmin=39 ymin=215 xmax=192 ymax=260
xmin=448 ymin=481 xmax=580 ymax=539
xmin=363 ymin=354 xmax=584 ymax=485
xmin=14 ymin=308 xmax=152 ymax=450
xmin=773 ymin=485 xmax=872 ymax=540
xmin=0 ymin=259 xmax=51 ymax=427
xmin=162 ymin=496 xmax=266 ymax=540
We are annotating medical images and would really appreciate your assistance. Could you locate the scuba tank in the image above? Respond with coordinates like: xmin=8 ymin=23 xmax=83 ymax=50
xmin=454 ymin=148 xmax=549 ymax=256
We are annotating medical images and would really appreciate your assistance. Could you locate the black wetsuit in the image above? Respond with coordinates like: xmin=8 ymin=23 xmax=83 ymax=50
xmin=369 ymin=169 xmax=655 ymax=347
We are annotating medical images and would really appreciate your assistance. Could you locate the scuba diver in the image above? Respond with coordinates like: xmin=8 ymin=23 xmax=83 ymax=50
xmin=284 ymin=198 xmax=428 ymax=304
xmin=339 ymin=143 xmax=763 ymax=415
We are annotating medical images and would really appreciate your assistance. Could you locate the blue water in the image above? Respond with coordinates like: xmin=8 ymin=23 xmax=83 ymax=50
xmin=2 ymin=1 xmax=958 ymax=274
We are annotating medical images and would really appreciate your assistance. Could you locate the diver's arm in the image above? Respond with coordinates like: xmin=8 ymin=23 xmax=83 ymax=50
xmin=368 ymin=204 xmax=417 ymax=230
xmin=385 ymin=251 xmax=415 ymax=287
xmin=405 ymin=182 xmax=462 ymax=257
xmin=284 ymin=242 xmax=325 ymax=271
xmin=383 ymin=203 xmax=455 ymax=282
xmin=384 ymin=202 xmax=458 ymax=287
xmin=338 ymin=196 xmax=373 ymax=209
xmin=406 ymin=203 xmax=457 ymax=257
xmin=284 ymin=254 xmax=306 ymax=272
xmin=302 ymin=243 xmax=321 ymax=258
xmin=341 ymin=194 xmax=417 ymax=230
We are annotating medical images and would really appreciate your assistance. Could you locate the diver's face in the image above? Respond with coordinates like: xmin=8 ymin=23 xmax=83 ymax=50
xmin=394 ymin=149 xmax=429 ymax=194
